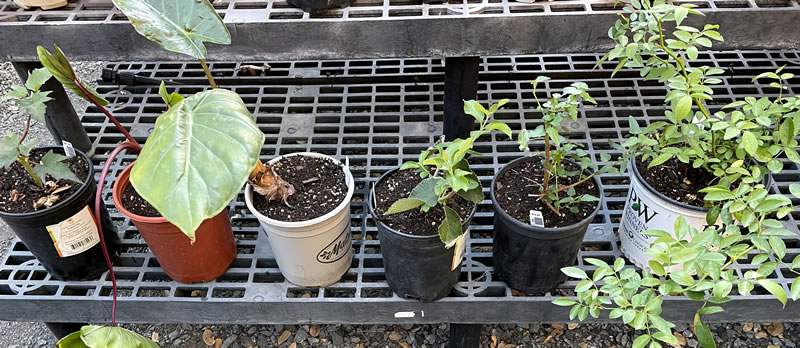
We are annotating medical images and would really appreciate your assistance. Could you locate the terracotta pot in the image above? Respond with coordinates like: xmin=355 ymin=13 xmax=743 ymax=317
xmin=112 ymin=162 xmax=236 ymax=283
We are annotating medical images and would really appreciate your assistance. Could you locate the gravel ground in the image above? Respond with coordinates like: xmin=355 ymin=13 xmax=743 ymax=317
xmin=2 ymin=61 xmax=800 ymax=347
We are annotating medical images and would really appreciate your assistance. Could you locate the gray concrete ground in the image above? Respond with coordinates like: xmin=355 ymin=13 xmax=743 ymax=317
xmin=1 ymin=62 xmax=800 ymax=347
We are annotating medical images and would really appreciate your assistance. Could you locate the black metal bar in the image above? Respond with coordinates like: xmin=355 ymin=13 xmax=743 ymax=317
xmin=12 ymin=61 xmax=94 ymax=156
xmin=44 ymin=322 xmax=85 ymax=340
xmin=443 ymin=56 xmax=480 ymax=141
xmin=449 ymin=324 xmax=481 ymax=348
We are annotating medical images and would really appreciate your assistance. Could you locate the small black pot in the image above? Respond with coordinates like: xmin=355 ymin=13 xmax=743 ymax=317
xmin=490 ymin=156 xmax=601 ymax=294
xmin=369 ymin=168 xmax=477 ymax=302
xmin=287 ymin=0 xmax=353 ymax=13
xmin=0 ymin=147 xmax=120 ymax=281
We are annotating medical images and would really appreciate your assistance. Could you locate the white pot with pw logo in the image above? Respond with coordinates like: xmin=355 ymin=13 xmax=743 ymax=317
xmin=619 ymin=159 xmax=711 ymax=269
xmin=245 ymin=152 xmax=354 ymax=287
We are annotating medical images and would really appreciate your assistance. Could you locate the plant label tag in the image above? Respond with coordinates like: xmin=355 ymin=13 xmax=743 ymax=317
xmin=451 ymin=233 xmax=467 ymax=271
xmin=46 ymin=205 xmax=100 ymax=257
xmin=62 ymin=141 xmax=76 ymax=158
xmin=529 ymin=210 xmax=545 ymax=227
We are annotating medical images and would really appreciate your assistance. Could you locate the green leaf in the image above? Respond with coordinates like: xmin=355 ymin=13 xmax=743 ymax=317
xmin=552 ymin=298 xmax=577 ymax=306
xmin=687 ymin=46 xmax=698 ymax=61
xmin=769 ymin=236 xmax=786 ymax=260
xmin=791 ymin=278 xmax=800 ymax=301
xmin=670 ymin=271 xmax=695 ymax=286
xmin=694 ymin=315 xmax=715 ymax=348
xmin=457 ymin=185 xmax=484 ymax=204
xmin=632 ymin=334 xmax=650 ymax=348
xmin=130 ymin=89 xmax=264 ymax=240
xmin=25 ymin=67 xmax=53 ymax=92
xmin=15 ymin=90 xmax=52 ymax=123
xmin=438 ymin=206 xmax=463 ymax=245
xmin=789 ymin=184 xmax=800 ymax=198
xmin=486 ymin=120 xmax=512 ymax=139
xmin=112 ymin=0 xmax=231 ymax=60
xmin=37 ymin=45 xmax=109 ymax=106
xmin=649 ymin=153 xmax=672 ymax=168
xmin=767 ymin=159 xmax=783 ymax=173
xmin=628 ymin=116 xmax=642 ymax=134
xmin=741 ymin=131 xmax=758 ymax=156
xmin=652 ymin=332 xmax=678 ymax=345
xmin=674 ymin=94 xmax=692 ymax=120
xmin=4 ymin=85 xmax=28 ymax=99
xmin=674 ymin=6 xmax=689 ymax=25
xmin=712 ymin=280 xmax=732 ymax=299
xmin=158 ymin=81 xmax=184 ymax=107
xmin=698 ymin=306 xmax=724 ymax=315
xmin=0 ymin=133 xmax=21 ymax=169
xmin=57 ymin=325 xmax=161 ymax=348
xmin=385 ymin=198 xmax=425 ymax=215
xmin=34 ymin=150 xmax=81 ymax=183
xmin=409 ymin=178 xmax=442 ymax=207
xmin=561 ymin=267 xmax=588 ymax=279
xmin=757 ymin=279 xmax=787 ymax=307
xmin=463 ymin=100 xmax=486 ymax=124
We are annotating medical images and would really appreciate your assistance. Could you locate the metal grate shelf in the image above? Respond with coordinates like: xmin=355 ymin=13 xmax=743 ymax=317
xmin=1 ymin=0 xmax=799 ymax=61
xmin=1 ymin=51 xmax=800 ymax=324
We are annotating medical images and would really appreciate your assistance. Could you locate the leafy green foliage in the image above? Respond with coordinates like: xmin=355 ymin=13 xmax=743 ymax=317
xmin=57 ymin=325 xmax=160 ymax=348
xmin=33 ymin=151 xmax=80 ymax=183
xmin=516 ymin=77 xmax=626 ymax=216
xmin=37 ymin=45 xmax=109 ymax=106
xmin=129 ymin=89 xmax=264 ymax=240
xmin=0 ymin=69 xmax=74 ymax=188
xmin=557 ymin=1 xmax=800 ymax=347
xmin=386 ymin=99 xmax=511 ymax=245
xmin=111 ymin=0 xmax=231 ymax=60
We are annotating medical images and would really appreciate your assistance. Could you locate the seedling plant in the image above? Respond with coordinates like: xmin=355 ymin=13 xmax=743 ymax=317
xmin=516 ymin=77 xmax=626 ymax=217
xmin=2 ymin=68 xmax=80 ymax=208
xmin=384 ymin=99 xmax=511 ymax=246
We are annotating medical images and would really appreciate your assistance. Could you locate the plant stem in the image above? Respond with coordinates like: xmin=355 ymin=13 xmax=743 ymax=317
xmin=18 ymin=115 xmax=31 ymax=145
xmin=72 ymin=79 xmax=140 ymax=146
xmin=199 ymin=59 xmax=217 ymax=88
xmin=18 ymin=156 xmax=43 ymax=188
xmin=552 ymin=172 xmax=597 ymax=194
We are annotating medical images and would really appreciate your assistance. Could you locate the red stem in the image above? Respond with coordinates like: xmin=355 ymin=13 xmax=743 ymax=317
xmin=94 ymin=142 xmax=141 ymax=326
xmin=18 ymin=115 xmax=31 ymax=145
xmin=73 ymin=79 xmax=140 ymax=147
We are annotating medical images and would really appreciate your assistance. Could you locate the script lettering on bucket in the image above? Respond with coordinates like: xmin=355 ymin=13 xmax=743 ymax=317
xmin=316 ymin=228 xmax=351 ymax=264
xmin=619 ymin=186 xmax=656 ymax=255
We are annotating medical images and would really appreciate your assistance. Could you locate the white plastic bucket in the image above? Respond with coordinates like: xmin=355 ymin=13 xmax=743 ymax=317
xmin=619 ymin=160 xmax=710 ymax=269
xmin=245 ymin=152 xmax=354 ymax=287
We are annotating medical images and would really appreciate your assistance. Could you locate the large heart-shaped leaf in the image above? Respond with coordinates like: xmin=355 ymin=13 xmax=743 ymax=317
xmin=57 ymin=326 xmax=160 ymax=348
xmin=130 ymin=89 xmax=264 ymax=240
xmin=112 ymin=0 xmax=230 ymax=60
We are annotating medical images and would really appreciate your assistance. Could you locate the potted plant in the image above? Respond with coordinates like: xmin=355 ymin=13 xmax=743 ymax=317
xmin=39 ymin=0 xmax=256 ymax=284
xmin=0 ymin=68 xmax=120 ymax=281
xmin=556 ymin=2 xmax=800 ymax=347
xmin=244 ymin=152 xmax=355 ymax=287
xmin=491 ymin=77 xmax=625 ymax=294
xmin=595 ymin=0 xmax=800 ymax=268
xmin=369 ymin=99 xmax=511 ymax=301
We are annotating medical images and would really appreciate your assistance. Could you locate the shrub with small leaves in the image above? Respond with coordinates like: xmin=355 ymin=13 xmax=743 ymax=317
xmin=1 ymin=68 xmax=79 ymax=189
xmin=556 ymin=1 xmax=800 ymax=348
xmin=385 ymin=99 xmax=511 ymax=246
xmin=516 ymin=77 xmax=626 ymax=216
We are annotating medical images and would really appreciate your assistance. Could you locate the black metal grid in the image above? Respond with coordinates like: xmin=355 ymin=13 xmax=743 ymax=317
xmin=1 ymin=51 xmax=799 ymax=324
xmin=2 ymin=0 xmax=797 ymax=23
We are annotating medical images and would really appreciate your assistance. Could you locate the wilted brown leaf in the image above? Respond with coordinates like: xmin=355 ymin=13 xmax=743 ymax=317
xmin=249 ymin=161 xmax=295 ymax=206
xmin=278 ymin=330 xmax=291 ymax=345
xmin=755 ymin=331 xmax=768 ymax=339
xmin=214 ymin=338 xmax=222 ymax=348
xmin=673 ymin=331 xmax=686 ymax=347
xmin=399 ymin=343 xmax=411 ymax=348
xmin=766 ymin=322 xmax=784 ymax=337
xmin=202 ymin=328 xmax=215 ymax=346
xmin=241 ymin=64 xmax=271 ymax=76
xmin=567 ymin=323 xmax=578 ymax=330
xmin=9 ymin=189 xmax=24 ymax=203
xmin=288 ymin=343 xmax=297 ymax=348
xmin=551 ymin=323 xmax=565 ymax=329
xmin=151 ymin=332 xmax=159 ymax=343
xmin=389 ymin=332 xmax=403 ymax=341
xmin=309 ymin=325 xmax=320 ymax=338
xmin=491 ymin=335 xmax=497 ymax=348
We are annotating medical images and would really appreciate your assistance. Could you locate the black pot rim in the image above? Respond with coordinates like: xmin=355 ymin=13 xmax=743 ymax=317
xmin=490 ymin=156 xmax=602 ymax=234
xmin=368 ymin=167 xmax=477 ymax=240
xmin=0 ymin=146 xmax=93 ymax=218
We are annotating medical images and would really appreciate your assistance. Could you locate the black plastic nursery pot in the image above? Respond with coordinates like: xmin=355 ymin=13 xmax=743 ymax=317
xmin=490 ymin=156 xmax=601 ymax=295
xmin=0 ymin=147 xmax=120 ymax=281
xmin=369 ymin=168 xmax=477 ymax=302
xmin=286 ymin=0 xmax=353 ymax=13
